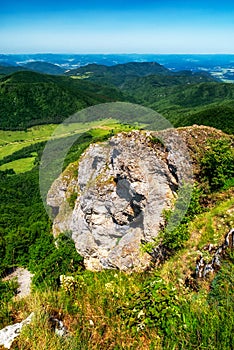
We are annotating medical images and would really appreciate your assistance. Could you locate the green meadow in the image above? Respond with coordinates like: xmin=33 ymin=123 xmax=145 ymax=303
xmin=0 ymin=119 xmax=138 ymax=172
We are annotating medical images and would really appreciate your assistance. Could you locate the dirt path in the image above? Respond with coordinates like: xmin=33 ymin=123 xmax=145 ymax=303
xmin=3 ymin=268 xmax=33 ymax=298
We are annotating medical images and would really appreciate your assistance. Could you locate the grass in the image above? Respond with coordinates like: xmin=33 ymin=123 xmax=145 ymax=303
xmin=0 ymin=157 xmax=36 ymax=174
xmin=6 ymin=273 xmax=157 ymax=350
xmin=0 ymin=119 xmax=138 ymax=161
xmin=0 ymin=120 xmax=141 ymax=174
xmin=1 ymin=188 xmax=232 ymax=350
xmin=159 ymin=187 xmax=234 ymax=286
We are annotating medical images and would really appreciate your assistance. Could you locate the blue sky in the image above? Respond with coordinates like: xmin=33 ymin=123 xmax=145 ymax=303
xmin=0 ymin=0 xmax=234 ymax=53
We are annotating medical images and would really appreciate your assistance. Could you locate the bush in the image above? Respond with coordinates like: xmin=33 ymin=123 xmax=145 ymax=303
xmin=158 ymin=184 xmax=202 ymax=252
xmin=120 ymin=276 xmax=182 ymax=335
xmin=201 ymin=138 xmax=234 ymax=191
xmin=29 ymin=232 xmax=84 ymax=289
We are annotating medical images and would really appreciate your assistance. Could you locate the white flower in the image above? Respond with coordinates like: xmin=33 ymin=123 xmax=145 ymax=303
xmin=137 ymin=310 xmax=145 ymax=319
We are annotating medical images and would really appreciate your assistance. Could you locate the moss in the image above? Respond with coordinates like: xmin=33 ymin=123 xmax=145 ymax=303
xmin=67 ymin=191 xmax=78 ymax=209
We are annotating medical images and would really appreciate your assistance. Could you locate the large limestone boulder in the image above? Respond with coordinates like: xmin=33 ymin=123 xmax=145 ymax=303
xmin=47 ymin=130 xmax=192 ymax=271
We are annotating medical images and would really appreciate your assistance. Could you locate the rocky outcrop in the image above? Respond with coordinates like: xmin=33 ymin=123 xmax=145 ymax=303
xmin=47 ymin=129 xmax=193 ymax=271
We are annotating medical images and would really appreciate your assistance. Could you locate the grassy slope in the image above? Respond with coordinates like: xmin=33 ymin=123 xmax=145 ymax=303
xmin=2 ymin=188 xmax=233 ymax=350
xmin=0 ymin=157 xmax=36 ymax=174
xmin=0 ymin=126 xmax=233 ymax=350
xmin=0 ymin=119 xmax=126 ymax=173
xmin=160 ymin=188 xmax=234 ymax=284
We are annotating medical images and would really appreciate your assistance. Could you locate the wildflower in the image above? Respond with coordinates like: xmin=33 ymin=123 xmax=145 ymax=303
xmin=137 ymin=310 xmax=145 ymax=319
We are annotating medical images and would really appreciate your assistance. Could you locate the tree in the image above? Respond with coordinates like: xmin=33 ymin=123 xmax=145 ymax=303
xmin=201 ymin=138 xmax=234 ymax=191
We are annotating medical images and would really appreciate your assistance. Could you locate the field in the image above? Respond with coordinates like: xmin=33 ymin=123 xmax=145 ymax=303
xmin=0 ymin=119 xmax=135 ymax=173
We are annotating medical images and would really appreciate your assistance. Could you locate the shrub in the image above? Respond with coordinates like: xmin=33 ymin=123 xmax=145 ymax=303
xmin=120 ymin=276 xmax=182 ymax=335
xmin=67 ymin=192 xmax=78 ymax=209
xmin=29 ymin=232 xmax=84 ymax=289
xmin=158 ymin=184 xmax=202 ymax=253
xmin=200 ymin=138 xmax=234 ymax=191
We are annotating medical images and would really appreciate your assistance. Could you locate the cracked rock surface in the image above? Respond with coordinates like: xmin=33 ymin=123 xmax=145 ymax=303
xmin=47 ymin=130 xmax=192 ymax=271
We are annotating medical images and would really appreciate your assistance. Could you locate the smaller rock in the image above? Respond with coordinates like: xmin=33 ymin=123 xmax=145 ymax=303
xmin=195 ymin=228 xmax=234 ymax=279
xmin=2 ymin=268 xmax=33 ymax=299
xmin=0 ymin=312 xmax=34 ymax=349
xmin=49 ymin=318 xmax=68 ymax=337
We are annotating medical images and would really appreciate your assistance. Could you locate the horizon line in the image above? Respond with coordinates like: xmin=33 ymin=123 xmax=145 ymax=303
xmin=1 ymin=52 xmax=234 ymax=55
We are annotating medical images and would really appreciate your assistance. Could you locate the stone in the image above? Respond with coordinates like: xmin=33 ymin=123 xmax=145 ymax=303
xmin=47 ymin=130 xmax=193 ymax=271
xmin=195 ymin=228 xmax=234 ymax=279
xmin=49 ymin=317 xmax=68 ymax=337
xmin=0 ymin=313 xmax=34 ymax=349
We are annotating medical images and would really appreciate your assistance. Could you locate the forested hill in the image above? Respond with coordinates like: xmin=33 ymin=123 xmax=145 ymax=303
xmin=63 ymin=61 xmax=234 ymax=133
xmin=66 ymin=61 xmax=170 ymax=77
xmin=0 ymin=61 xmax=233 ymax=133
xmin=0 ymin=71 xmax=126 ymax=130
xmin=134 ymin=81 xmax=234 ymax=134
xmin=65 ymin=61 xmax=215 ymax=87
xmin=0 ymin=65 xmax=29 ymax=76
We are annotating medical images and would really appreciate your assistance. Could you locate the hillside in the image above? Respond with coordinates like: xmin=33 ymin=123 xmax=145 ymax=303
xmin=0 ymin=125 xmax=233 ymax=349
xmin=121 ymin=78 xmax=234 ymax=134
xmin=0 ymin=62 xmax=65 ymax=77
xmin=0 ymin=71 xmax=126 ymax=130
xmin=63 ymin=61 xmax=234 ymax=134
xmin=0 ymin=66 xmax=29 ymax=76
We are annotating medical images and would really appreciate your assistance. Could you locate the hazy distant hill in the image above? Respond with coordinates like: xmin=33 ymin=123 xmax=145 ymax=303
xmin=0 ymin=61 xmax=65 ymax=76
xmin=1 ymin=53 xmax=234 ymax=73
xmin=65 ymin=61 xmax=170 ymax=75
xmin=0 ymin=65 xmax=29 ymax=75
xmin=0 ymin=71 xmax=126 ymax=130
xmin=21 ymin=61 xmax=66 ymax=75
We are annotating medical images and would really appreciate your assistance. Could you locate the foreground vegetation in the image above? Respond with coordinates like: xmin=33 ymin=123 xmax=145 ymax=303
xmin=0 ymin=120 xmax=233 ymax=349
xmin=0 ymin=189 xmax=233 ymax=349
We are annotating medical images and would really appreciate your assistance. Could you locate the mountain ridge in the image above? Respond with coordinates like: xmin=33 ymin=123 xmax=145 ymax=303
xmin=0 ymin=70 xmax=126 ymax=130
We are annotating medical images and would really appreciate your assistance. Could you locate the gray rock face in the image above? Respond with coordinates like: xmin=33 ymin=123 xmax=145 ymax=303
xmin=47 ymin=130 xmax=192 ymax=271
